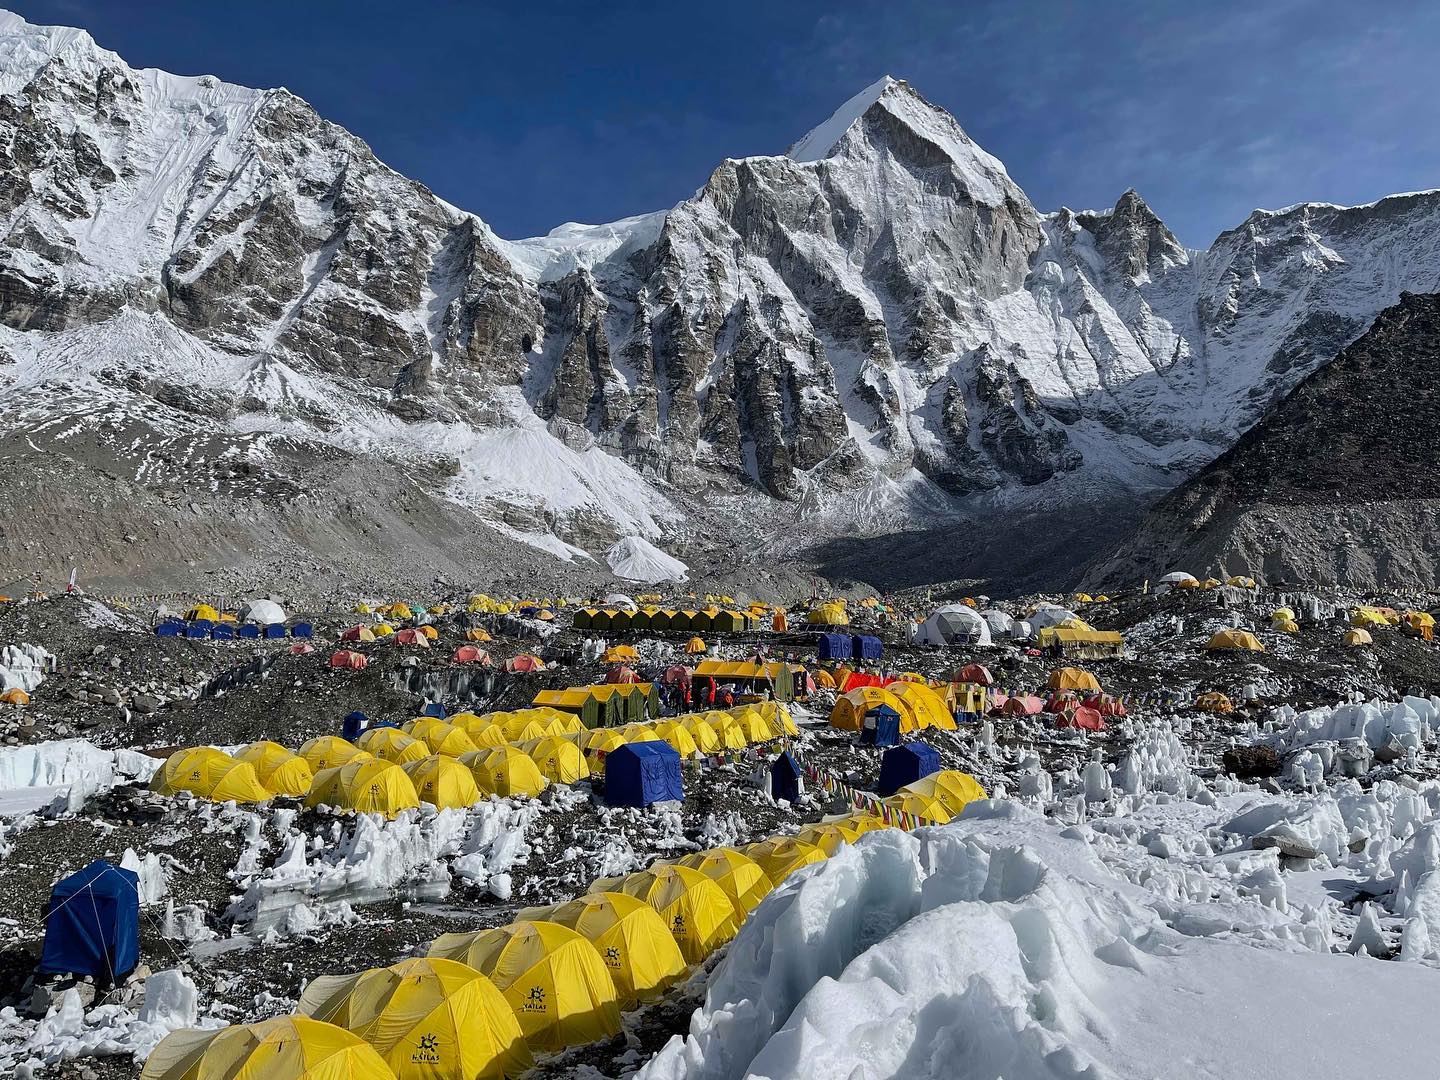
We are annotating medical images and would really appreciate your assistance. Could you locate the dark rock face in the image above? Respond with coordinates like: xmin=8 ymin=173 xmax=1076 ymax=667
xmin=1090 ymin=292 xmax=1440 ymax=589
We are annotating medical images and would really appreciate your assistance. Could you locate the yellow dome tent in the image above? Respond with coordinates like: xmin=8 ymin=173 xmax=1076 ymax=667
xmin=1195 ymin=692 xmax=1234 ymax=714
xmin=522 ymin=736 xmax=591 ymax=784
xmin=651 ymin=720 xmax=699 ymax=759
xmin=1272 ymin=617 xmax=1300 ymax=633
xmin=150 ymin=747 xmax=272 ymax=804
xmin=418 ymin=625 xmax=439 ymax=641
xmin=298 ymin=736 xmax=372 ymax=774
xmin=605 ymin=864 xmax=740 ymax=964
xmin=307 ymin=759 xmax=421 ymax=818
xmin=1344 ymin=628 xmax=1374 ymax=646
xmin=141 ymin=1016 xmax=391 ymax=1080
xmin=620 ymin=723 xmax=661 ymax=744
xmin=461 ymin=746 xmax=547 ymax=798
xmin=429 ymin=921 xmax=621 ymax=1051
xmin=743 ymin=836 xmax=826 ymax=884
xmin=501 ymin=716 xmax=551 ymax=744
xmin=1227 ymin=575 xmax=1258 ymax=588
xmin=675 ymin=848 xmax=773 ymax=914
xmin=402 ymin=755 xmax=482 ymax=810
xmin=1047 ymin=667 xmax=1101 ymax=692
xmin=684 ymin=637 xmax=708 ymax=655
xmin=186 ymin=603 xmax=220 ymax=622
xmin=1204 ymin=629 xmax=1265 ymax=652
xmin=813 ymin=668 xmax=837 ymax=690
xmin=680 ymin=716 xmax=721 ymax=754
xmin=755 ymin=700 xmax=798 ymax=736
xmin=829 ymin=686 xmax=908 ymax=732
xmin=372 ymin=623 xmax=395 ymax=637
xmin=358 ymin=727 xmax=431 ymax=765
xmin=729 ymin=706 xmax=774 ymax=743
xmin=806 ymin=601 xmax=849 ymax=626
xmin=464 ymin=628 xmax=493 ymax=643
xmin=794 ymin=818 xmax=867 ymax=857
xmin=530 ymin=892 xmax=687 ymax=1007
xmin=0 ymin=688 xmax=30 ymax=706
xmin=887 ymin=681 xmax=956 ymax=732
xmin=296 ymin=957 xmax=530 ymax=1080
xmin=701 ymin=711 xmax=749 ymax=749
xmin=405 ymin=717 xmax=480 ymax=758
xmin=898 ymin=770 xmax=987 ymax=815
xmin=1352 ymin=607 xmax=1392 ymax=629
xmin=605 ymin=645 xmax=639 ymax=663
xmin=884 ymin=789 xmax=953 ymax=824
xmin=235 ymin=741 xmax=315 ymax=798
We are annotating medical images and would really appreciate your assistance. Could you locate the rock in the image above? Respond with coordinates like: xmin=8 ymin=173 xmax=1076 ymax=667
xmin=1223 ymin=745 xmax=1280 ymax=778
xmin=132 ymin=694 xmax=161 ymax=714
xmin=1252 ymin=834 xmax=1322 ymax=861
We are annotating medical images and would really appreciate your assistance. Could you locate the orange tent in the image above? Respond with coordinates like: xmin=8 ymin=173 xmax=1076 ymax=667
xmin=329 ymin=650 xmax=368 ymax=670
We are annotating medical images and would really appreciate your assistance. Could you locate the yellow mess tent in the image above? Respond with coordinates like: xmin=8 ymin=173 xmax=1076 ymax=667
xmin=403 ymin=755 xmax=482 ymax=810
xmin=429 ymin=921 xmax=621 ymax=1051
xmin=527 ymin=892 xmax=686 ymax=1006
xmin=829 ymin=686 xmax=907 ymax=732
xmin=307 ymin=759 xmax=421 ymax=818
xmin=806 ymin=601 xmax=849 ymax=626
xmin=298 ymin=736 xmax=372 ymax=774
xmin=236 ymin=741 xmax=314 ymax=798
xmin=150 ymin=747 xmax=272 ymax=804
xmin=675 ymin=848 xmax=773 ymax=914
xmin=405 ymin=717 xmax=480 ymax=758
xmin=605 ymin=864 xmax=740 ymax=964
xmin=1047 ymin=667 xmax=1101 ymax=692
xmin=522 ymin=736 xmax=591 ymax=784
xmin=742 ymin=836 xmax=826 ymax=884
xmin=141 ymin=1016 xmax=391 ymax=1080
xmin=357 ymin=727 xmax=430 ymax=765
xmin=461 ymin=746 xmax=547 ymax=798
xmin=899 ymin=770 xmax=987 ymax=815
xmin=296 ymin=956 xmax=530 ymax=1080
xmin=1205 ymin=629 xmax=1265 ymax=652
xmin=1344 ymin=628 xmax=1374 ymax=646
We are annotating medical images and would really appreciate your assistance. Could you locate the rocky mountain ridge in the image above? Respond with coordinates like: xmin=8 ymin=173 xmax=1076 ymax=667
xmin=3 ymin=12 xmax=1440 ymax=590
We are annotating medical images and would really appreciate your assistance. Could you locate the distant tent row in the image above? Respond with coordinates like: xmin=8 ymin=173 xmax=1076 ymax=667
xmin=157 ymin=619 xmax=312 ymax=640
xmin=572 ymin=608 xmax=761 ymax=633
xmin=532 ymin=683 xmax=660 ymax=727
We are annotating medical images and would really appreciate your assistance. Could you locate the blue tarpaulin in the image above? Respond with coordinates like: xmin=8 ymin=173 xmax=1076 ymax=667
xmin=605 ymin=742 xmax=683 ymax=808
xmin=817 ymin=633 xmax=854 ymax=661
xmin=852 ymin=635 xmax=883 ymax=660
xmin=39 ymin=860 xmax=140 ymax=982
xmin=858 ymin=704 xmax=901 ymax=747
xmin=876 ymin=741 xmax=941 ymax=796
xmin=770 ymin=751 xmax=803 ymax=804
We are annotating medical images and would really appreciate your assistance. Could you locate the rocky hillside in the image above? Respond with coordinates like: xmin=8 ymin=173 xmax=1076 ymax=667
xmin=5 ymin=11 xmax=1440 ymax=592
xmin=1087 ymin=292 xmax=1440 ymax=589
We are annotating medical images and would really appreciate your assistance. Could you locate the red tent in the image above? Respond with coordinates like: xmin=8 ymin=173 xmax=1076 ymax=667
xmin=1045 ymin=693 xmax=1077 ymax=714
xmin=329 ymin=650 xmax=368 ymax=670
xmin=1058 ymin=706 xmax=1105 ymax=731
xmin=841 ymin=671 xmax=888 ymax=693
xmin=453 ymin=645 xmax=491 ymax=664
xmin=663 ymin=665 xmax=692 ymax=686
xmin=288 ymin=643 xmax=314 ymax=656
xmin=506 ymin=654 xmax=543 ymax=673
xmin=393 ymin=628 xmax=430 ymax=647
xmin=340 ymin=626 xmax=371 ymax=642
xmin=1001 ymin=694 xmax=1043 ymax=716
xmin=1085 ymin=694 xmax=1127 ymax=717
xmin=606 ymin=666 xmax=641 ymax=684
xmin=957 ymin=664 xmax=994 ymax=686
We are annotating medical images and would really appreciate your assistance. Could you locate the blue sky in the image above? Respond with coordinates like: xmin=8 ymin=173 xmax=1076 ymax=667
xmin=12 ymin=0 xmax=1440 ymax=246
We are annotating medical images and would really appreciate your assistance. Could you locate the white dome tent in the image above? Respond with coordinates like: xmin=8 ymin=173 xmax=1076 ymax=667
xmin=911 ymin=605 xmax=993 ymax=647
xmin=980 ymin=610 xmax=1015 ymax=639
xmin=238 ymin=599 xmax=286 ymax=625
xmin=602 ymin=593 xmax=639 ymax=611
xmin=1028 ymin=604 xmax=1080 ymax=631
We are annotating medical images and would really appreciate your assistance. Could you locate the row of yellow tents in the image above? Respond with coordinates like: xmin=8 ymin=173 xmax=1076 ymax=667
xmin=150 ymin=703 xmax=800 ymax=814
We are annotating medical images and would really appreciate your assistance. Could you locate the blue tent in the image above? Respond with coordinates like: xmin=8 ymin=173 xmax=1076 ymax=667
xmin=184 ymin=621 xmax=211 ymax=639
xmin=852 ymin=635 xmax=883 ymax=661
xmin=211 ymin=624 xmax=234 ymax=640
xmin=876 ymin=741 xmax=941 ymax=796
xmin=341 ymin=711 xmax=368 ymax=741
xmin=236 ymin=623 xmax=260 ymax=639
xmin=857 ymin=704 xmax=901 ymax=747
xmin=605 ymin=742 xmax=683 ymax=808
xmin=291 ymin=623 xmax=314 ymax=639
xmin=817 ymin=633 xmax=854 ymax=661
xmin=39 ymin=860 xmax=140 ymax=982
xmin=422 ymin=702 xmax=446 ymax=719
xmin=155 ymin=621 xmax=183 ymax=638
xmin=262 ymin=624 xmax=287 ymax=639
xmin=770 ymin=751 xmax=803 ymax=804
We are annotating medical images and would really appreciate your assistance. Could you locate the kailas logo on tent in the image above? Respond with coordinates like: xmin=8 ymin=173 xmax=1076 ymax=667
xmin=671 ymin=913 xmax=686 ymax=931
xmin=411 ymin=1032 xmax=440 ymax=1063
xmin=521 ymin=985 xmax=548 ymax=1013
xmin=604 ymin=946 xmax=621 ymax=965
